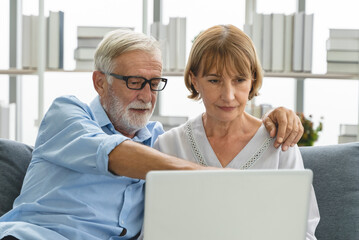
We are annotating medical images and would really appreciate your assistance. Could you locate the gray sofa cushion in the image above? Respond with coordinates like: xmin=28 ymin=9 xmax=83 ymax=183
xmin=300 ymin=142 xmax=359 ymax=240
xmin=0 ymin=139 xmax=32 ymax=216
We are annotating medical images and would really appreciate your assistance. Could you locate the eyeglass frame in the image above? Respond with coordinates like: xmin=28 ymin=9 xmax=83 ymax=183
xmin=101 ymin=72 xmax=168 ymax=91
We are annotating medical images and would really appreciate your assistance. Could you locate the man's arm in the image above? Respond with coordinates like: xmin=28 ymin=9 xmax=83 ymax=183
xmin=262 ymin=107 xmax=304 ymax=151
xmin=108 ymin=140 xmax=211 ymax=179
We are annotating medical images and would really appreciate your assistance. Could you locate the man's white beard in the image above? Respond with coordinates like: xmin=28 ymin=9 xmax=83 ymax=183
xmin=102 ymin=87 xmax=154 ymax=135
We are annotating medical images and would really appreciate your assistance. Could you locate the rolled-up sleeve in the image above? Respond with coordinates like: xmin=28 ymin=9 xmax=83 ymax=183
xmin=32 ymin=96 xmax=128 ymax=176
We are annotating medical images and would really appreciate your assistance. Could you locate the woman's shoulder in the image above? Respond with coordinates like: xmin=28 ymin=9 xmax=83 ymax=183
xmin=156 ymin=114 xmax=202 ymax=142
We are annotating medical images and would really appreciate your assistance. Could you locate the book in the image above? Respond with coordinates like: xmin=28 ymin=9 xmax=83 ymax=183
xmin=326 ymin=38 xmax=359 ymax=51
xmin=293 ymin=12 xmax=305 ymax=72
xmin=303 ymin=13 xmax=314 ymax=72
xmin=338 ymin=135 xmax=357 ymax=144
xmin=327 ymin=50 xmax=359 ymax=62
xmin=150 ymin=115 xmax=188 ymax=131
xmin=330 ymin=29 xmax=359 ymax=38
xmin=262 ymin=14 xmax=272 ymax=71
xmin=74 ymin=47 xmax=96 ymax=60
xmin=339 ymin=124 xmax=358 ymax=136
xmin=22 ymin=15 xmax=32 ymax=69
xmin=59 ymin=11 xmax=64 ymax=69
xmin=0 ymin=102 xmax=10 ymax=139
xmin=252 ymin=13 xmax=263 ymax=62
xmin=31 ymin=15 xmax=39 ymax=69
xmin=168 ymin=18 xmax=177 ymax=71
xmin=243 ymin=24 xmax=252 ymax=39
xmin=77 ymin=38 xmax=103 ymax=48
xmin=327 ymin=62 xmax=359 ymax=74
xmin=271 ymin=13 xmax=285 ymax=72
xmin=77 ymin=26 xmax=134 ymax=38
xmin=168 ymin=17 xmax=187 ymax=71
xmin=151 ymin=22 xmax=169 ymax=71
xmin=76 ymin=60 xmax=94 ymax=70
xmin=47 ymin=11 xmax=64 ymax=69
xmin=177 ymin=17 xmax=186 ymax=71
xmin=284 ymin=14 xmax=294 ymax=72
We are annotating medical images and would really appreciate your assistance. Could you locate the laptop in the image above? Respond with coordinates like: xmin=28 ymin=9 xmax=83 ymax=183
xmin=143 ymin=169 xmax=312 ymax=240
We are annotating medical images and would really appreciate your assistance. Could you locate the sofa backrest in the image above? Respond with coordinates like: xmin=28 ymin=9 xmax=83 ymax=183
xmin=1 ymin=139 xmax=358 ymax=240
xmin=300 ymin=142 xmax=359 ymax=240
xmin=0 ymin=138 xmax=33 ymax=216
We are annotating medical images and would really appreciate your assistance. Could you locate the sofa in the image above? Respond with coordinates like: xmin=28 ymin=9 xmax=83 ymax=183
xmin=0 ymin=138 xmax=358 ymax=239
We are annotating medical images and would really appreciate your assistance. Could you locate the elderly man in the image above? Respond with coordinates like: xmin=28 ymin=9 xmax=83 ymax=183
xmin=0 ymin=30 xmax=303 ymax=240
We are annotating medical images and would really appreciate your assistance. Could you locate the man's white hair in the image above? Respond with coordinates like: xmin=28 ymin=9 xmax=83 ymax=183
xmin=94 ymin=29 xmax=161 ymax=84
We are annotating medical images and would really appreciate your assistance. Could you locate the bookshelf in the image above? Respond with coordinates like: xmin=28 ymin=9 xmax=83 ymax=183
xmin=245 ymin=0 xmax=359 ymax=141
xmin=3 ymin=0 xmax=359 ymax=142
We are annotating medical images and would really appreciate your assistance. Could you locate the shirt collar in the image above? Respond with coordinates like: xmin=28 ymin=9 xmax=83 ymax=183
xmin=90 ymin=96 xmax=152 ymax=142
xmin=90 ymin=95 xmax=112 ymax=129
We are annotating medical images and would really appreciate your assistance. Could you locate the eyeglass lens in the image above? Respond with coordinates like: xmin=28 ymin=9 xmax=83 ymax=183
xmin=127 ymin=77 xmax=166 ymax=91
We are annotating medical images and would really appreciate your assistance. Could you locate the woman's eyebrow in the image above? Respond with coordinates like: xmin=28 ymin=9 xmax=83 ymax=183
xmin=204 ymin=73 xmax=220 ymax=77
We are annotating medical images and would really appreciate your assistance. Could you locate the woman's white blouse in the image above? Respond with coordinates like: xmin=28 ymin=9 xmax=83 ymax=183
xmin=154 ymin=114 xmax=320 ymax=240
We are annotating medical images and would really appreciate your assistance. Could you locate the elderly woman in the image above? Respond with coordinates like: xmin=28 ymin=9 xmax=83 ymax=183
xmin=154 ymin=24 xmax=320 ymax=239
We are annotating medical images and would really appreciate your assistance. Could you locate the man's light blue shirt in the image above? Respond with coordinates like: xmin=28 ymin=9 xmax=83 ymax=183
xmin=0 ymin=95 xmax=164 ymax=240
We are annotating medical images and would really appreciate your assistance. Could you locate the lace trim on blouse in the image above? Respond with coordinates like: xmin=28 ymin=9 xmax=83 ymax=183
xmin=185 ymin=121 xmax=208 ymax=166
xmin=184 ymin=121 xmax=273 ymax=169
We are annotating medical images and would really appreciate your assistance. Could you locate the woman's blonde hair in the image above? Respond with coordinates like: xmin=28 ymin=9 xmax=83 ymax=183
xmin=184 ymin=24 xmax=263 ymax=100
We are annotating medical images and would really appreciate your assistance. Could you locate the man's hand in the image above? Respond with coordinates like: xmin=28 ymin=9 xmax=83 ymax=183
xmin=263 ymin=107 xmax=304 ymax=151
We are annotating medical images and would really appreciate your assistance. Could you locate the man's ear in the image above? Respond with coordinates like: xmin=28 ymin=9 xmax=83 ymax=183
xmin=93 ymin=71 xmax=107 ymax=96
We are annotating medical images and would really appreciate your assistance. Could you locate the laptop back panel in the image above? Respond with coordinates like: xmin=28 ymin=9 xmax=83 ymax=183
xmin=143 ymin=170 xmax=312 ymax=240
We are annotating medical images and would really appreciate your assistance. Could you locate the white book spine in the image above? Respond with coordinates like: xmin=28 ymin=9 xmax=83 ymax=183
xmin=293 ymin=12 xmax=305 ymax=72
xmin=76 ymin=60 xmax=94 ymax=70
xmin=327 ymin=62 xmax=359 ymax=74
xmin=340 ymin=124 xmax=358 ymax=136
xmin=262 ymin=14 xmax=272 ymax=71
xmin=31 ymin=15 xmax=39 ymax=69
xmin=22 ymin=15 xmax=32 ymax=69
xmin=243 ymin=24 xmax=252 ymax=39
xmin=74 ymin=48 xmax=96 ymax=60
xmin=177 ymin=17 xmax=186 ymax=71
xmin=271 ymin=13 xmax=285 ymax=72
xmin=330 ymin=29 xmax=359 ymax=38
xmin=58 ymin=11 xmax=64 ymax=69
xmin=151 ymin=22 xmax=170 ymax=71
xmin=77 ymin=38 xmax=103 ymax=48
xmin=168 ymin=18 xmax=178 ymax=71
xmin=0 ymin=103 xmax=10 ymax=139
xmin=327 ymin=51 xmax=359 ymax=62
xmin=326 ymin=38 xmax=359 ymax=51
xmin=284 ymin=14 xmax=294 ymax=72
xmin=303 ymin=14 xmax=314 ymax=72
xmin=159 ymin=24 xmax=169 ymax=72
xmin=77 ymin=26 xmax=134 ymax=38
xmin=47 ymin=11 xmax=60 ymax=69
xmin=252 ymin=13 xmax=263 ymax=63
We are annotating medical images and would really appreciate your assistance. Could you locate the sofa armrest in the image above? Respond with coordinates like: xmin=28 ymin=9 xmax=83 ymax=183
xmin=0 ymin=138 xmax=33 ymax=216
xmin=300 ymin=142 xmax=359 ymax=240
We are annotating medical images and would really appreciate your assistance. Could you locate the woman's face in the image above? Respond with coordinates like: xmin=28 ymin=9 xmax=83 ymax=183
xmin=191 ymin=66 xmax=252 ymax=123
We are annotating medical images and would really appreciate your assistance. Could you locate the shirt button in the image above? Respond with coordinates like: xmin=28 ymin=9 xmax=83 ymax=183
xmin=121 ymin=220 xmax=124 ymax=224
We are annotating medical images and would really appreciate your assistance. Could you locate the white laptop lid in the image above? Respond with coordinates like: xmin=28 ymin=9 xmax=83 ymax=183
xmin=143 ymin=169 xmax=312 ymax=240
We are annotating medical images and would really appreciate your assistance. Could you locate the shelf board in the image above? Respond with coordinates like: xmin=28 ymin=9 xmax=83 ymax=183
xmin=1 ymin=68 xmax=358 ymax=80
xmin=264 ymin=72 xmax=359 ymax=80
xmin=0 ymin=69 xmax=37 ymax=75
xmin=162 ymin=71 xmax=359 ymax=79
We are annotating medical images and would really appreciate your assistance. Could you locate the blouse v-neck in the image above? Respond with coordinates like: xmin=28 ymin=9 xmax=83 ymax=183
xmin=186 ymin=114 xmax=273 ymax=169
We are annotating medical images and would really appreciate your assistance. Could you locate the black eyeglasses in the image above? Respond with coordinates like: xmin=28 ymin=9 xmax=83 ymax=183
xmin=102 ymin=72 xmax=167 ymax=91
